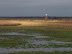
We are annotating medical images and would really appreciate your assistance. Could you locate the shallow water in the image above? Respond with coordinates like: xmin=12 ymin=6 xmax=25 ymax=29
xmin=30 ymin=40 xmax=72 ymax=45
xmin=0 ymin=32 xmax=48 ymax=38
xmin=0 ymin=32 xmax=26 ymax=35
xmin=0 ymin=32 xmax=72 ymax=53
xmin=0 ymin=32 xmax=72 ymax=45
xmin=32 ymin=40 xmax=48 ymax=44
xmin=0 ymin=48 xmax=72 ymax=53
xmin=48 ymin=40 xmax=72 ymax=44
xmin=55 ymin=41 xmax=72 ymax=44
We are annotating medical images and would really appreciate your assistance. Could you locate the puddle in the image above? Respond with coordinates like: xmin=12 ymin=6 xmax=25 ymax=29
xmin=30 ymin=40 xmax=72 ymax=45
xmin=35 ymin=36 xmax=48 ymax=38
xmin=48 ymin=40 xmax=72 ymax=44
xmin=0 ymin=32 xmax=26 ymax=35
xmin=32 ymin=40 xmax=48 ymax=44
xmin=0 ymin=32 xmax=48 ymax=38
xmin=0 ymin=48 xmax=72 ymax=53
xmin=55 ymin=41 xmax=72 ymax=44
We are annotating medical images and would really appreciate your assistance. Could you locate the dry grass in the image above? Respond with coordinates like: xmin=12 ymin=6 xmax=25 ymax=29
xmin=0 ymin=20 xmax=21 ymax=26
xmin=0 ymin=19 xmax=72 ymax=28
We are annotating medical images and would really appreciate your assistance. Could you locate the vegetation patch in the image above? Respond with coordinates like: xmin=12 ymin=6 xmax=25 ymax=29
xmin=0 ymin=39 xmax=27 ymax=48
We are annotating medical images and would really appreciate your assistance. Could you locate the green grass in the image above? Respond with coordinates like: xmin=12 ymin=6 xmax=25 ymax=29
xmin=0 ymin=39 xmax=28 ymax=48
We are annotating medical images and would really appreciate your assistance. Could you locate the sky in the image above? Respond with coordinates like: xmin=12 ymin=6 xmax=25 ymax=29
xmin=0 ymin=0 xmax=72 ymax=16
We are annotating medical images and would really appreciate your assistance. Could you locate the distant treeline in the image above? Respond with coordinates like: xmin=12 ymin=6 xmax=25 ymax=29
xmin=0 ymin=16 xmax=72 ymax=20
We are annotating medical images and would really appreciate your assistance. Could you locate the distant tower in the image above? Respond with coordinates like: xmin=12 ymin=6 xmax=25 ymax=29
xmin=45 ymin=14 xmax=48 ymax=21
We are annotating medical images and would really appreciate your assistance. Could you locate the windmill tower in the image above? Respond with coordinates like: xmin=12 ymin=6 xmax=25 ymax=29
xmin=45 ymin=14 xmax=48 ymax=21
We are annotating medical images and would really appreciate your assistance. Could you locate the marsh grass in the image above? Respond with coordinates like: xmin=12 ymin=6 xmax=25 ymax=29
xmin=0 ymin=19 xmax=72 ymax=54
xmin=0 ymin=39 xmax=28 ymax=48
xmin=0 ymin=25 xmax=72 ymax=48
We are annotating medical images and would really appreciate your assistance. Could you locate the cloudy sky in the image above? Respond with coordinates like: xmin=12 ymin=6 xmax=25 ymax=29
xmin=0 ymin=0 xmax=72 ymax=16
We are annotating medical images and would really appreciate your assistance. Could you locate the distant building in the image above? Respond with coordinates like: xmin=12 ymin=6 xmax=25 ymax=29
xmin=45 ymin=14 xmax=48 ymax=21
